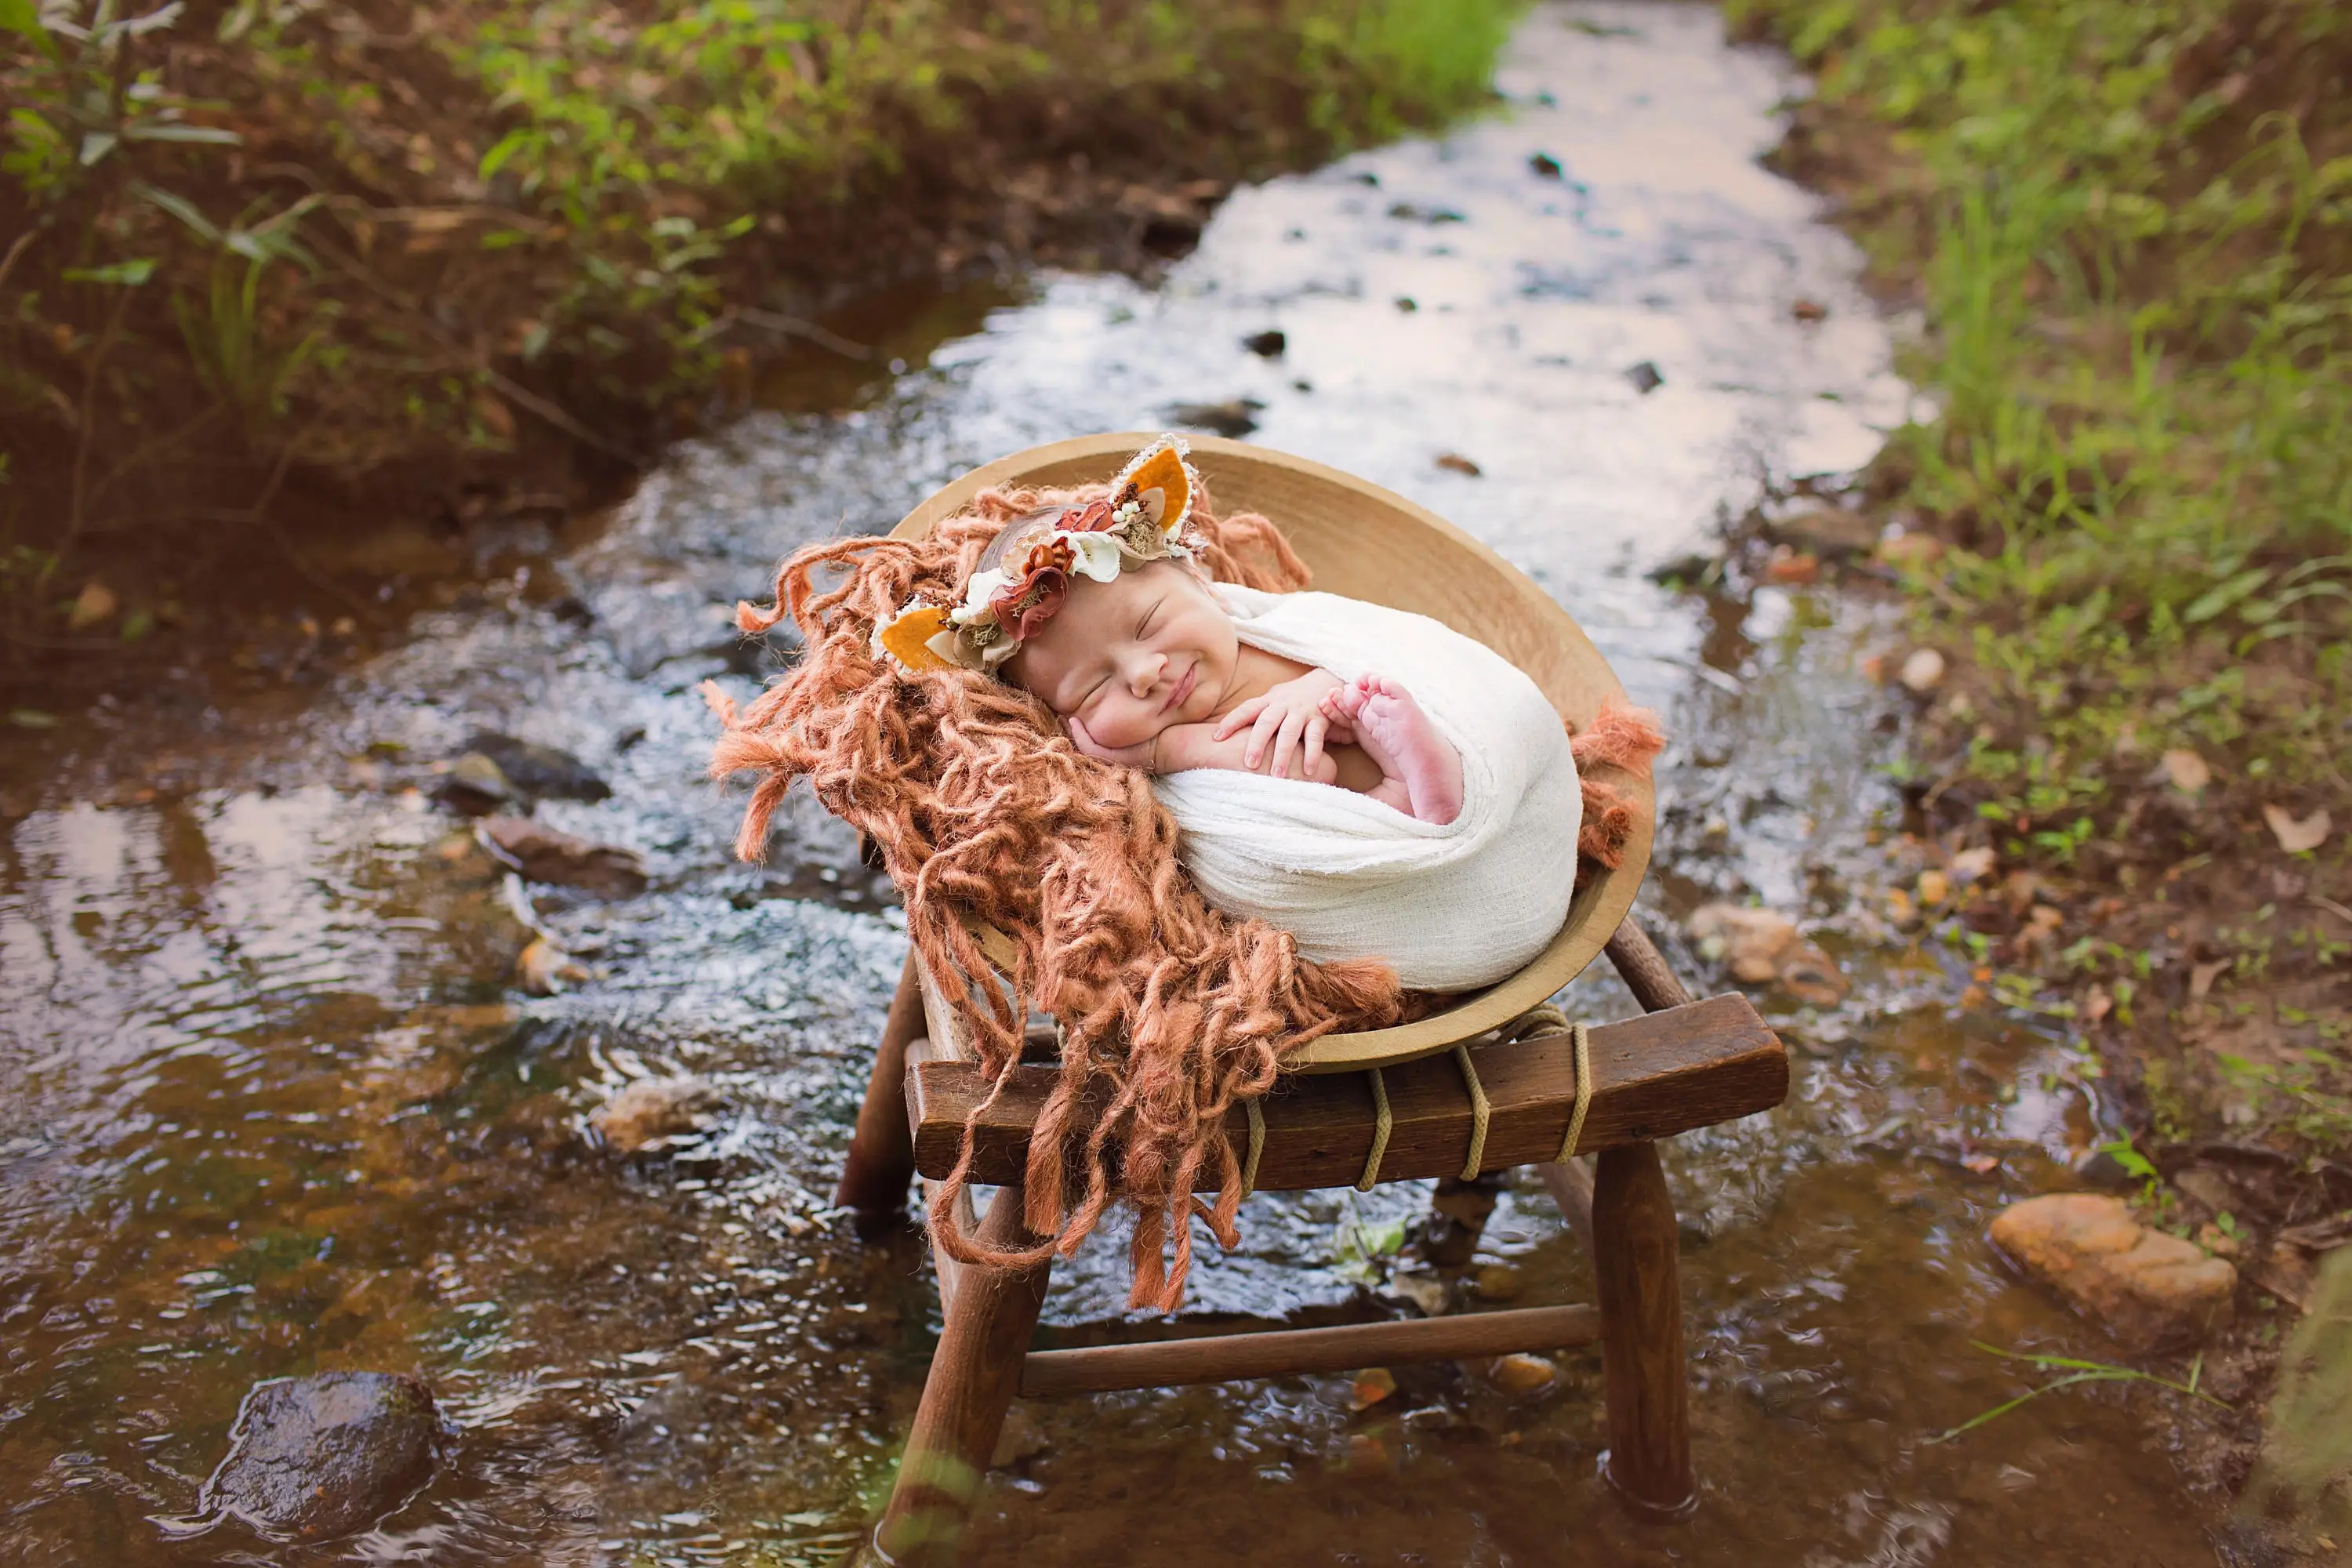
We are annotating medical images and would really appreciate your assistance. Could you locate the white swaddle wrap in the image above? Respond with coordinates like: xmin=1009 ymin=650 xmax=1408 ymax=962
xmin=1151 ymin=584 xmax=1581 ymax=991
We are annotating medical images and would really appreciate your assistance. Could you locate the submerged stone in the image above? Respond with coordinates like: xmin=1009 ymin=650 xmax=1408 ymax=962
xmin=1990 ymin=1193 xmax=2237 ymax=1352
xmin=199 ymin=1372 xmax=438 ymax=1541
xmin=459 ymin=732 xmax=613 ymax=802
xmin=592 ymin=1076 xmax=720 ymax=1154
xmin=436 ymin=752 xmax=521 ymax=815
xmin=480 ymin=816 xmax=648 ymax=898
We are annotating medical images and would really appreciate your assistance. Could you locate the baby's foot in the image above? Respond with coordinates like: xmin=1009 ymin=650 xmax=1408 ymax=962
xmin=1333 ymin=674 xmax=1463 ymax=824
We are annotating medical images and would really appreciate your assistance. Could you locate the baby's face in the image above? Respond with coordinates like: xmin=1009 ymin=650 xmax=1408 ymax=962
xmin=1011 ymin=561 xmax=1236 ymax=749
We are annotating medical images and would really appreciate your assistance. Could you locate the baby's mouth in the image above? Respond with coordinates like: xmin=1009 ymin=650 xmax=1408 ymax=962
xmin=1162 ymin=662 xmax=1197 ymax=715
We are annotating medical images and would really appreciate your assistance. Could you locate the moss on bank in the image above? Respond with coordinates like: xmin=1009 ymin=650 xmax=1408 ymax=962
xmin=0 ymin=0 xmax=1518 ymax=639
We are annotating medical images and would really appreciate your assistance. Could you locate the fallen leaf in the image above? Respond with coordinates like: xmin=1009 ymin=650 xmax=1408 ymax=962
xmin=1961 ymin=1152 xmax=2001 ymax=1175
xmin=1349 ymin=1367 xmax=1397 ymax=1410
xmin=1765 ymin=546 xmax=1820 ymax=584
xmin=2262 ymin=804 xmax=2331 ymax=854
xmin=1915 ymin=869 xmax=1951 ymax=906
xmin=2162 ymin=749 xmax=2211 ymax=793
xmin=2083 ymin=985 xmax=2112 ymax=1023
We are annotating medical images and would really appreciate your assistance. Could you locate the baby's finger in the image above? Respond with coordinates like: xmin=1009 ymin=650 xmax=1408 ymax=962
xmin=1213 ymin=698 xmax=1265 ymax=742
xmin=1304 ymin=713 xmax=1328 ymax=779
xmin=1245 ymin=704 xmax=1283 ymax=768
xmin=1272 ymin=707 xmax=1308 ymax=779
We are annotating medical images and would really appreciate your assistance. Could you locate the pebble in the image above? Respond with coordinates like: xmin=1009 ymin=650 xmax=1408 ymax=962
xmin=1624 ymin=361 xmax=1664 ymax=394
xmin=1989 ymin=1193 xmax=2237 ymax=1352
xmin=1915 ymin=869 xmax=1951 ymax=906
xmin=1689 ymin=903 xmax=1798 ymax=983
xmin=69 ymin=581 xmax=118 ymax=631
xmin=516 ymin=938 xmax=588 ymax=996
xmin=436 ymin=752 xmax=521 ymax=815
xmin=1898 ymin=648 xmax=1946 ymax=693
xmin=1241 ymin=328 xmax=1286 ymax=358
xmin=199 ymin=1373 xmax=437 ymax=1541
xmin=1762 ymin=496 xmax=1877 ymax=556
xmin=1472 ymin=1261 xmax=1524 ymax=1302
xmin=2161 ymin=748 xmax=2211 ymax=793
xmin=592 ymin=1076 xmax=720 ymax=1154
xmin=1350 ymin=1367 xmax=1397 ymax=1410
xmin=1167 ymin=398 xmax=1263 ymax=437
xmin=1488 ymin=1352 xmax=1557 ymax=1394
xmin=1435 ymin=452 xmax=1483 ymax=476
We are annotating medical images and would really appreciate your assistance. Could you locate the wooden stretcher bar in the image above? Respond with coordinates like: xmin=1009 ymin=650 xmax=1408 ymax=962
xmin=904 ymin=992 xmax=1785 ymax=1192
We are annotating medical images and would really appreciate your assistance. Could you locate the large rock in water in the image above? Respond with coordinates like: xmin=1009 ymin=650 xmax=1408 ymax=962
xmin=1990 ymin=1193 xmax=2237 ymax=1352
xmin=200 ymin=1373 xmax=438 ymax=1541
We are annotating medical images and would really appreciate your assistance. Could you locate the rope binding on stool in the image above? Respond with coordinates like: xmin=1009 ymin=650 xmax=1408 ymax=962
xmin=1355 ymin=1067 xmax=1392 ymax=1191
xmin=1450 ymin=1046 xmax=1491 ymax=1179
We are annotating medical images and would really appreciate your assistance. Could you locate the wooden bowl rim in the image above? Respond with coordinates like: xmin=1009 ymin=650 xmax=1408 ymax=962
xmin=889 ymin=432 xmax=1651 ymax=1073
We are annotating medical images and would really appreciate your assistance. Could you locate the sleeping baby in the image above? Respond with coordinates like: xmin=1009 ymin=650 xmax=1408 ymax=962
xmin=872 ymin=436 xmax=1585 ymax=992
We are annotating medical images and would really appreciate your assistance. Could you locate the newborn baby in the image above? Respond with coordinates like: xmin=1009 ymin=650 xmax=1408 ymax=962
xmin=1014 ymin=551 xmax=1466 ymax=826
xmin=872 ymin=437 xmax=1582 ymax=990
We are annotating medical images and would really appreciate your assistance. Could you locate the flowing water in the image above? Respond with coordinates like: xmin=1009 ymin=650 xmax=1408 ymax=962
xmin=1 ymin=5 xmax=2234 ymax=1563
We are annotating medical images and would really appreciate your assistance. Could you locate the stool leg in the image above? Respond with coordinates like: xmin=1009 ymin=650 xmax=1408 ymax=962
xmin=1592 ymin=1141 xmax=1695 ymax=1522
xmin=836 ymin=951 xmax=925 ymax=1224
xmin=873 ymin=1183 xmax=1051 ymax=1566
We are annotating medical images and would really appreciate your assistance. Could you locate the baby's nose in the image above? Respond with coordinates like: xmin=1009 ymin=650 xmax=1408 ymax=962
xmin=1127 ymin=652 xmax=1163 ymax=696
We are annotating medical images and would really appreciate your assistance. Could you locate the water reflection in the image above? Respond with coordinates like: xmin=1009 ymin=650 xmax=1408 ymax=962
xmin=0 ymin=3 xmax=2222 ymax=1564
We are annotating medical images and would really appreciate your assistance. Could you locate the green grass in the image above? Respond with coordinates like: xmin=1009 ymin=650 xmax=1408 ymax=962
xmin=1729 ymin=0 xmax=2352 ymax=860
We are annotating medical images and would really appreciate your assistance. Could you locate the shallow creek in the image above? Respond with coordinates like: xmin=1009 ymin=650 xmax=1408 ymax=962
xmin=2 ymin=5 xmax=2230 ymax=1564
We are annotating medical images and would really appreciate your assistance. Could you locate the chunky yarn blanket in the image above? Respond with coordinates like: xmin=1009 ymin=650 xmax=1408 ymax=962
xmin=1156 ymin=585 xmax=1583 ymax=992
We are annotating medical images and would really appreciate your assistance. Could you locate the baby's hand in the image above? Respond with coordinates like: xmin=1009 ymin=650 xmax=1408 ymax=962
xmin=1064 ymin=713 xmax=1158 ymax=771
xmin=1213 ymin=669 xmax=1344 ymax=782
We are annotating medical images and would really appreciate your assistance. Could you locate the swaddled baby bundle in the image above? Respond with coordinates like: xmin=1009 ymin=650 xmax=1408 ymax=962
xmin=1155 ymin=585 xmax=1583 ymax=993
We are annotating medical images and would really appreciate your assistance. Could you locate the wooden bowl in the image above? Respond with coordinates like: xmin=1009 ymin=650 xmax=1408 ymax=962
xmin=891 ymin=433 xmax=1653 ymax=1073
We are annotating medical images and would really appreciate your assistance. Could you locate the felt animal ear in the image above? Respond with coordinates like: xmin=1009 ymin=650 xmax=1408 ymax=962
xmin=873 ymin=601 xmax=956 ymax=674
xmin=1112 ymin=434 xmax=1196 ymax=537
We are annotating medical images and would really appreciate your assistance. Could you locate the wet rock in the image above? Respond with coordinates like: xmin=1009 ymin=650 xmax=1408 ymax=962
xmin=591 ymin=1076 xmax=720 ymax=1154
xmin=1488 ymin=1352 xmax=1557 ymax=1394
xmin=1529 ymin=151 xmax=1563 ymax=179
xmin=1435 ymin=452 xmax=1482 ymax=476
xmin=1690 ymin=903 xmax=1796 ymax=983
xmin=990 ymin=1405 xmax=1053 ymax=1468
xmin=1762 ymin=496 xmax=1877 ymax=557
xmin=199 ymin=1373 xmax=437 ymax=1541
xmin=1388 ymin=1270 xmax=1449 ymax=1317
xmin=1624 ymin=361 xmax=1664 ymax=394
xmin=1387 ymin=201 xmax=1465 ymax=224
xmin=1242 ymin=328 xmax=1287 ymax=358
xmin=1791 ymin=297 xmax=1828 ymax=322
xmin=1763 ymin=546 xmax=1820 ymax=585
xmin=1689 ymin=903 xmax=1849 ymax=1003
xmin=1898 ymin=648 xmax=1947 ymax=693
xmin=459 ymin=733 xmax=612 ymax=802
xmin=517 ymin=938 xmax=588 ymax=996
xmin=1989 ymin=1193 xmax=2237 ymax=1352
xmin=1166 ymin=398 xmax=1264 ymax=438
xmin=479 ymin=817 xmax=648 ymax=898
xmin=436 ymin=752 xmax=522 ymax=815
xmin=1350 ymin=1367 xmax=1398 ymax=1410
xmin=1472 ymin=1261 xmax=1523 ymax=1301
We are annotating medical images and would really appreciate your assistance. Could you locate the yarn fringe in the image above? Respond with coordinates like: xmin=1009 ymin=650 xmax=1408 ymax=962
xmin=706 ymin=488 xmax=1661 ymax=1311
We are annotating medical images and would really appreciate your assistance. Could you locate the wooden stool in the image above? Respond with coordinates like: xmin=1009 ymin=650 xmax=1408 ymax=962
xmin=819 ymin=435 xmax=1790 ymax=1561
xmin=837 ymin=917 xmax=1784 ymax=1563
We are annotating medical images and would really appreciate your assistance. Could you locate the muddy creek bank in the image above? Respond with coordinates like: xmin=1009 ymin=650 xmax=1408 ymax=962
xmin=2 ymin=6 xmax=2236 ymax=1564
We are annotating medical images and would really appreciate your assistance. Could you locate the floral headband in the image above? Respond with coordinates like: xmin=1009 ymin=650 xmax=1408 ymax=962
xmin=873 ymin=435 xmax=1200 ymax=676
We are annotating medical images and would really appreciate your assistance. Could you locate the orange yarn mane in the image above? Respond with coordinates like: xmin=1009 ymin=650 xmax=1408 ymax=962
xmin=706 ymin=485 xmax=1663 ymax=1310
